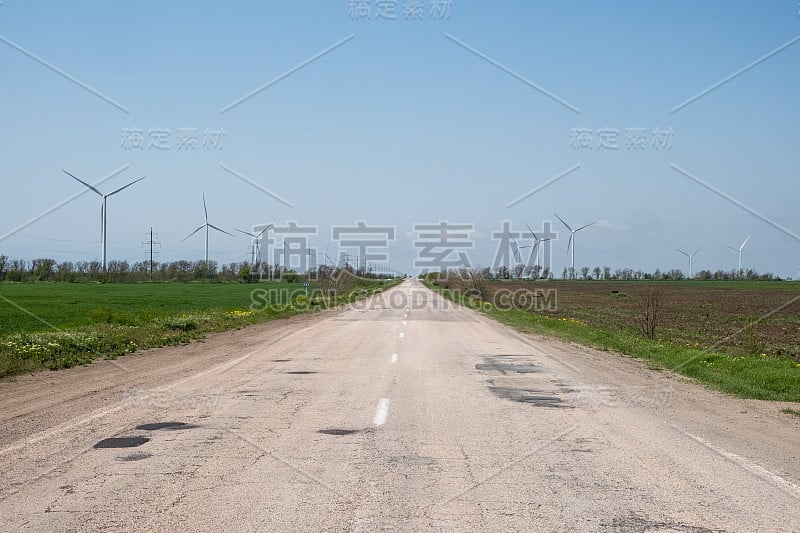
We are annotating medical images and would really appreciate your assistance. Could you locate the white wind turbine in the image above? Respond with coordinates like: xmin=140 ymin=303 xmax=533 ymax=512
xmin=509 ymin=224 xmax=552 ymax=278
xmin=725 ymin=235 xmax=751 ymax=276
xmin=676 ymin=247 xmax=701 ymax=278
xmin=235 ymin=224 xmax=273 ymax=268
xmin=63 ymin=170 xmax=146 ymax=271
xmin=554 ymin=213 xmax=596 ymax=279
xmin=182 ymin=193 xmax=234 ymax=266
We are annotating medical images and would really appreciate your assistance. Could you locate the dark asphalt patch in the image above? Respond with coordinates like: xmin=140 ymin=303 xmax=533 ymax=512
xmin=273 ymin=359 xmax=291 ymax=362
xmin=117 ymin=451 xmax=152 ymax=461
xmin=286 ymin=371 xmax=316 ymax=375
xmin=135 ymin=422 xmax=189 ymax=431
xmin=317 ymin=429 xmax=360 ymax=436
xmin=602 ymin=516 xmax=725 ymax=532
xmin=94 ymin=436 xmax=150 ymax=449
xmin=488 ymin=387 xmax=566 ymax=408
xmin=475 ymin=362 xmax=541 ymax=374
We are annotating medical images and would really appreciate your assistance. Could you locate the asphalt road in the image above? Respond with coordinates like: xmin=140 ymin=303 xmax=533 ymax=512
xmin=1 ymin=279 xmax=799 ymax=532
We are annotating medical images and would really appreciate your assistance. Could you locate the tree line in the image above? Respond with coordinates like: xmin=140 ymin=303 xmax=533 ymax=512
xmin=0 ymin=256 xmax=398 ymax=283
xmin=429 ymin=265 xmax=781 ymax=282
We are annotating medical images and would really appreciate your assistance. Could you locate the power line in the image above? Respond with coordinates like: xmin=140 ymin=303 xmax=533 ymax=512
xmin=142 ymin=228 xmax=161 ymax=280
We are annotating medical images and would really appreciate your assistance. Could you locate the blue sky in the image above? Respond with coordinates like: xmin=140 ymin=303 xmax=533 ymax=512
xmin=1 ymin=1 xmax=798 ymax=276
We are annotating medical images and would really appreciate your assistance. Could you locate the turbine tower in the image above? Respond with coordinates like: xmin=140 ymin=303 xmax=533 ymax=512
xmin=677 ymin=247 xmax=701 ymax=278
xmin=554 ymin=213 xmax=596 ymax=279
xmin=725 ymin=235 xmax=751 ymax=276
xmin=235 ymin=224 xmax=273 ymax=268
xmin=63 ymin=170 xmax=145 ymax=271
xmin=182 ymin=193 xmax=234 ymax=266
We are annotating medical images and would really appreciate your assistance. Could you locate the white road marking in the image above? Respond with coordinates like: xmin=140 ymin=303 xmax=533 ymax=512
xmin=399 ymin=332 xmax=404 ymax=338
xmin=373 ymin=398 xmax=390 ymax=426
xmin=403 ymin=321 xmax=407 ymax=326
xmin=391 ymin=353 xmax=398 ymax=364
xmin=678 ymin=428 xmax=800 ymax=500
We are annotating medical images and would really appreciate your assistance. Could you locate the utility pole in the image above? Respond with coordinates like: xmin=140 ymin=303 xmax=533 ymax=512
xmin=142 ymin=228 xmax=161 ymax=281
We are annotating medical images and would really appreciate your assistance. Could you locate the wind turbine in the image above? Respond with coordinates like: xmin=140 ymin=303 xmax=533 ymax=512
xmin=725 ymin=235 xmax=751 ymax=276
xmin=182 ymin=193 xmax=234 ymax=266
xmin=235 ymin=224 xmax=273 ymax=268
xmin=63 ymin=170 xmax=145 ymax=271
xmin=508 ymin=224 xmax=552 ymax=278
xmin=676 ymin=247 xmax=701 ymax=278
xmin=318 ymin=242 xmax=334 ymax=268
xmin=508 ymin=232 xmax=529 ymax=278
xmin=525 ymin=223 xmax=552 ymax=276
xmin=554 ymin=213 xmax=596 ymax=279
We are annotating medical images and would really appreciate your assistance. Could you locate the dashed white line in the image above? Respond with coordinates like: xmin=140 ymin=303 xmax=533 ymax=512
xmin=399 ymin=332 xmax=404 ymax=338
xmin=373 ymin=398 xmax=390 ymax=426
xmin=403 ymin=320 xmax=407 ymax=326
xmin=391 ymin=353 xmax=398 ymax=364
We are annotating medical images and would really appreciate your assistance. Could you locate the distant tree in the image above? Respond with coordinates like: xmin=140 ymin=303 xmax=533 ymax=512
xmin=0 ymin=255 xmax=6 ymax=281
xmin=31 ymin=258 xmax=55 ymax=281
xmin=56 ymin=261 xmax=75 ymax=282
xmin=497 ymin=265 xmax=510 ymax=280
xmin=513 ymin=263 xmax=526 ymax=279
xmin=580 ymin=266 xmax=590 ymax=280
xmin=695 ymin=269 xmax=712 ymax=281
xmin=593 ymin=266 xmax=601 ymax=280
xmin=666 ymin=269 xmax=684 ymax=281
xmin=635 ymin=285 xmax=666 ymax=339
xmin=603 ymin=266 xmax=611 ymax=280
xmin=238 ymin=265 xmax=252 ymax=282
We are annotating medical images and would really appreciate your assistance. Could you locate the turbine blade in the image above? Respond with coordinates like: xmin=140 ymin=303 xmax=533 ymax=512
xmin=203 ymin=194 xmax=208 ymax=223
xmin=107 ymin=176 xmax=146 ymax=197
xmin=565 ymin=234 xmax=574 ymax=263
xmin=692 ymin=247 xmax=701 ymax=257
xmin=525 ymin=223 xmax=541 ymax=242
xmin=63 ymin=170 xmax=103 ymax=197
xmin=553 ymin=212 xmax=572 ymax=232
xmin=255 ymin=223 xmax=273 ymax=238
xmin=182 ymin=225 xmax=206 ymax=242
xmin=208 ymin=223 xmax=235 ymax=237
xmin=677 ymin=248 xmax=689 ymax=256
xmin=740 ymin=235 xmax=751 ymax=250
xmin=575 ymin=221 xmax=596 ymax=232
xmin=723 ymin=245 xmax=739 ymax=252
xmin=235 ymin=228 xmax=256 ymax=238
xmin=508 ymin=233 xmax=523 ymax=262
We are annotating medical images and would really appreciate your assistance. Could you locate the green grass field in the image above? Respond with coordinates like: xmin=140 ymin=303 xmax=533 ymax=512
xmin=0 ymin=282 xmax=304 ymax=335
xmin=0 ymin=280 xmax=396 ymax=377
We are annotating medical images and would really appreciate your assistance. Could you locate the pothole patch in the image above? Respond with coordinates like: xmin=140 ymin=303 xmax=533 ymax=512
xmin=475 ymin=362 xmax=541 ymax=374
xmin=117 ymin=451 xmax=152 ymax=461
xmin=286 ymin=371 xmax=316 ymax=375
xmin=94 ymin=436 xmax=150 ymax=449
xmin=135 ymin=422 xmax=189 ymax=431
xmin=488 ymin=386 xmax=566 ymax=408
xmin=317 ymin=429 xmax=360 ymax=436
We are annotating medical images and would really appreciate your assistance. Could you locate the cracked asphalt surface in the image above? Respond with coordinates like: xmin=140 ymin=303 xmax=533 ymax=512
xmin=1 ymin=279 xmax=799 ymax=531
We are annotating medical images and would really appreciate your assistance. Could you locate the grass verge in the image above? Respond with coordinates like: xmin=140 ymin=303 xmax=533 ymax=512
xmin=426 ymin=283 xmax=800 ymax=403
xmin=0 ymin=280 xmax=400 ymax=378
